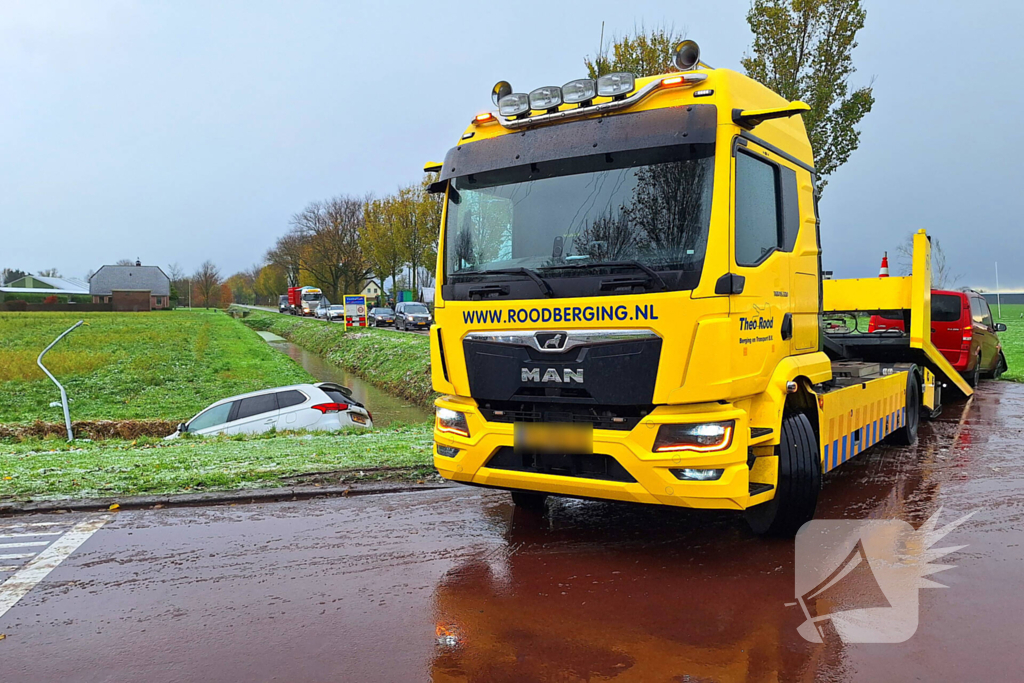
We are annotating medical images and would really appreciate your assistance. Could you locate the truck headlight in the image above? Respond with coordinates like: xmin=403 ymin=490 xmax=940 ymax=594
xmin=562 ymin=78 xmax=596 ymax=104
xmin=596 ymin=72 xmax=635 ymax=97
xmin=498 ymin=93 xmax=530 ymax=117
xmin=529 ymin=86 xmax=563 ymax=110
xmin=653 ymin=421 xmax=734 ymax=453
xmin=436 ymin=407 xmax=470 ymax=437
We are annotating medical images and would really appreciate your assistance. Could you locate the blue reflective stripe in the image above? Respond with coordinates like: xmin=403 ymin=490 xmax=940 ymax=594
xmin=823 ymin=443 xmax=830 ymax=470
xmin=832 ymin=440 xmax=839 ymax=470
xmin=842 ymin=435 xmax=848 ymax=464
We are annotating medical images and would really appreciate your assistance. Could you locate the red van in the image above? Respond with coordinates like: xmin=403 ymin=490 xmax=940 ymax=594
xmin=868 ymin=289 xmax=1007 ymax=385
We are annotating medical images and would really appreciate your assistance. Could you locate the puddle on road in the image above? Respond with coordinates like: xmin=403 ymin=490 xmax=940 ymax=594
xmin=266 ymin=339 xmax=431 ymax=427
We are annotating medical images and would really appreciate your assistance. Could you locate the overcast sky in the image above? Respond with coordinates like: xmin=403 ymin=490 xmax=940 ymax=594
xmin=2 ymin=0 xmax=1022 ymax=289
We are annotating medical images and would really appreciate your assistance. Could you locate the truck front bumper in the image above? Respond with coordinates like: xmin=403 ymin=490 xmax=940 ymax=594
xmin=432 ymin=395 xmax=769 ymax=511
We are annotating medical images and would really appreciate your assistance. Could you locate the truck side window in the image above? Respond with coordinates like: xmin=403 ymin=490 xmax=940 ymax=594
xmin=780 ymin=167 xmax=800 ymax=251
xmin=735 ymin=151 xmax=782 ymax=266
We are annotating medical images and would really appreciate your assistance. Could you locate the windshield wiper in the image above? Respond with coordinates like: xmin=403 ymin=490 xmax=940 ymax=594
xmin=541 ymin=260 xmax=669 ymax=291
xmin=451 ymin=268 xmax=555 ymax=297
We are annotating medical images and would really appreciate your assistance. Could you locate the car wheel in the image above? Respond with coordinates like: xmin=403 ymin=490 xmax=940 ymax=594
xmin=967 ymin=354 xmax=981 ymax=387
xmin=992 ymin=351 xmax=1008 ymax=380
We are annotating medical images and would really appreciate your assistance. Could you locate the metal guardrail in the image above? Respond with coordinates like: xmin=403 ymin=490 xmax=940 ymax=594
xmin=37 ymin=320 xmax=85 ymax=441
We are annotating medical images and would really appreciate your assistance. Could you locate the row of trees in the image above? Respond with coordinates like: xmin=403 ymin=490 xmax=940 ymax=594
xmin=263 ymin=176 xmax=441 ymax=303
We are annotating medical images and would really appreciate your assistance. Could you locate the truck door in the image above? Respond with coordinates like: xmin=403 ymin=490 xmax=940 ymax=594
xmin=728 ymin=140 xmax=800 ymax=392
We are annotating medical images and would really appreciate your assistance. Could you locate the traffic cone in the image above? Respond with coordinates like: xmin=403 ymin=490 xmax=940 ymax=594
xmin=879 ymin=252 xmax=890 ymax=278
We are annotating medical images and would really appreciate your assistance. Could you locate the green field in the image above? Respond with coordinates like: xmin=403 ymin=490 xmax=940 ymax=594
xmin=993 ymin=303 xmax=1023 ymax=382
xmin=0 ymin=423 xmax=434 ymax=501
xmin=233 ymin=307 xmax=435 ymax=405
xmin=0 ymin=310 xmax=313 ymax=425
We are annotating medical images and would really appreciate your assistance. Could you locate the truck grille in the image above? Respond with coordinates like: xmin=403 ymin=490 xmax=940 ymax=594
xmin=485 ymin=447 xmax=636 ymax=483
xmin=478 ymin=401 xmax=649 ymax=431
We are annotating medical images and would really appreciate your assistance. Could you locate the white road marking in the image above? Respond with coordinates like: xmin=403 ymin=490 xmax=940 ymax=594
xmin=0 ymin=566 xmax=20 ymax=572
xmin=0 ymin=516 xmax=109 ymax=620
xmin=0 ymin=541 xmax=50 ymax=548
xmin=0 ymin=522 xmax=65 ymax=530
xmin=0 ymin=532 xmax=63 ymax=539
xmin=0 ymin=554 xmax=35 ymax=560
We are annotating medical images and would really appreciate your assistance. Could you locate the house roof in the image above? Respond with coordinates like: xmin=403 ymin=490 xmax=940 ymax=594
xmin=89 ymin=265 xmax=170 ymax=296
xmin=3 ymin=275 xmax=89 ymax=293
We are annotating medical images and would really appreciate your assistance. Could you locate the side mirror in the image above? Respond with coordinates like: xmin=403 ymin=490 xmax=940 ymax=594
xmin=177 ymin=423 xmax=186 ymax=433
xmin=995 ymin=323 xmax=1007 ymax=332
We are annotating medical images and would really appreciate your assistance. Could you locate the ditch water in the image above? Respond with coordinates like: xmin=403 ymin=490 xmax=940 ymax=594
xmin=257 ymin=332 xmax=431 ymax=427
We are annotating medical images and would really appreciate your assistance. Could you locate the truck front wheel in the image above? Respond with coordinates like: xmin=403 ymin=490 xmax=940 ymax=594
xmin=510 ymin=490 xmax=549 ymax=512
xmin=745 ymin=412 xmax=821 ymax=537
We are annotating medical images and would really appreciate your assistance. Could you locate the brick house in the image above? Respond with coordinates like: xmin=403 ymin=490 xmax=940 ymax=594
xmin=89 ymin=262 xmax=171 ymax=311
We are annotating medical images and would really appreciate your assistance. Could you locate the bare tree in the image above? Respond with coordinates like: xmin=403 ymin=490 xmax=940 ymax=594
xmin=115 ymin=259 xmax=136 ymax=266
xmin=266 ymin=233 xmax=305 ymax=288
xmin=192 ymin=260 xmax=221 ymax=308
xmin=37 ymin=267 xmax=62 ymax=277
xmin=290 ymin=195 xmax=370 ymax=300
xmin=895 ymin=234 xmax=960 ymax=289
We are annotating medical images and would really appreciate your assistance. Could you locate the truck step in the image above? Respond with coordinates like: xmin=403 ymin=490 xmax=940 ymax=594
xmin=749 ymin=482 xmax=775 ymax=496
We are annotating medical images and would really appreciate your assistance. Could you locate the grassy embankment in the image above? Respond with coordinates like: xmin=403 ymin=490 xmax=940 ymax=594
xmin=1 ymin=310 xmax=436 ymax=502
xmin=993 ymin=303 xmax=1023 ymax=382
xmin=0 ymin=309 xmax=311 ymax=425
xmin=231 ymin=307 xmax=436 ymax=406
xmin=0 ymin=424 xmax=434 ymax=500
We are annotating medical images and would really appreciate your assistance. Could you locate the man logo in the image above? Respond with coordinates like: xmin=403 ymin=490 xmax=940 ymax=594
xmin=521 ymin=368 xmax=584 ymax=384
xmin=791 ymin=508 xmax=974 ymax=643
xmin=535 ymin=331 xmax=567 ymax=351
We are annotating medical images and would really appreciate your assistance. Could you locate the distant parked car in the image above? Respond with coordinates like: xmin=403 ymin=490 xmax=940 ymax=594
xmin=368 ymin=307 xmax=395 ymax=327
xmin=325 ymin=304 xmax=346 ymax=322
xmin=166 ymin=382 xmax=372 ymax=439
xmin=395 ymin=302 xmax=432 ymax=331
xmin=868 ymin=289 xmax=1007 ymax=386
xmin=278 ymin=295 xmax=289 ymax=313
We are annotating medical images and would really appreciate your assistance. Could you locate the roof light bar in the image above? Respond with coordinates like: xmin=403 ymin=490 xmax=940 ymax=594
xmin=496 ymin=72 xmax=707 ymax=130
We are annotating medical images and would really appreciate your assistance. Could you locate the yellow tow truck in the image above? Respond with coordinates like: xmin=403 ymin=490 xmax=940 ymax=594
xmin=425 ymin=41 xmax=970 ymax=535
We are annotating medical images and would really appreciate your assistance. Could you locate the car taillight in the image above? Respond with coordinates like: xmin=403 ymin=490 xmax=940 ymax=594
xmin=312 ymin=402 xmax=349 ymax=413
xmin=963 ymin=326 xmax=973 ymax=345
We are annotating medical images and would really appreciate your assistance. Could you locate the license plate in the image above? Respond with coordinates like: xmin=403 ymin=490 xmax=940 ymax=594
xmin=514 ymin=422 xmax=593 ymax=454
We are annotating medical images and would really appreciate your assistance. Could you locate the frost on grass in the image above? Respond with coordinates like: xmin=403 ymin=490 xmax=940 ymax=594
xmin=0 ymin=423 xmax=435 ymax=500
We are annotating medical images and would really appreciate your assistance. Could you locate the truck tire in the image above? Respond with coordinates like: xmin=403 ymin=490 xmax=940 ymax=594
xmin=745 ymin=412 xmax=820 ymax=537
xmin=887 ymin=371 xmax=920 ymax=446
xmin=510 ymin=490 xmax=548 ymax=512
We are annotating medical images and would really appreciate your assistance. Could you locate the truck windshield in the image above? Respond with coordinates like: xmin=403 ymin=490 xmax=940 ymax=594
xmin=302 ymin=292 xmax=321 ymax=301
xmin=444 ymin=143 xmax=714 ymax=296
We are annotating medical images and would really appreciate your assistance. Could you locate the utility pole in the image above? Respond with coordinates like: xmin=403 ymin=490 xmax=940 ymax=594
xmin=995 ymin=262 xmax=1002 ymax=319
xmin=188 ymin=278 xmax=192 ymax=310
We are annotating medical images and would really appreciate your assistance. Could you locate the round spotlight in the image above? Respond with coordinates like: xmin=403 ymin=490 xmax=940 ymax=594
xmin=673 ymin=40 xmax=701 ymax=71
xmin=491 ymin=81 xmax=513 ymax=106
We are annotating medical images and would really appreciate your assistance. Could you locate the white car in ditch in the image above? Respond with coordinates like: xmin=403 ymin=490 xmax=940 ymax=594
xmin=166 ymin=382 xmax=372 ymax=439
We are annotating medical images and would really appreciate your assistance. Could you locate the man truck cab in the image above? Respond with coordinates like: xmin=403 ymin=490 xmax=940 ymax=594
xmin=426 ymin=41 xmax=968 ymax=536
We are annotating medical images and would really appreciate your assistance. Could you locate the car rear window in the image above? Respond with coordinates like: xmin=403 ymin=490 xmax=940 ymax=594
xmin=235 ymin=393 xmax=278 ymax=419
xmin=932 ymin=294 xmax=962 ymax=322
xmin=322 ymin=389 xmax=350 ymax=404
xmin=276 ymin=390 xmax=307 ymax=409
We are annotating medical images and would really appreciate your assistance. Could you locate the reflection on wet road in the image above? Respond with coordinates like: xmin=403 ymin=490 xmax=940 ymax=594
xmin=2 ymin=382 xmax=1022 ymax=681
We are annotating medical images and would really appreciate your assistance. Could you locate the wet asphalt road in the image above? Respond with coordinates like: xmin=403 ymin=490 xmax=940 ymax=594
xmin=2 ymin=382 xmax=1022 ymax=682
